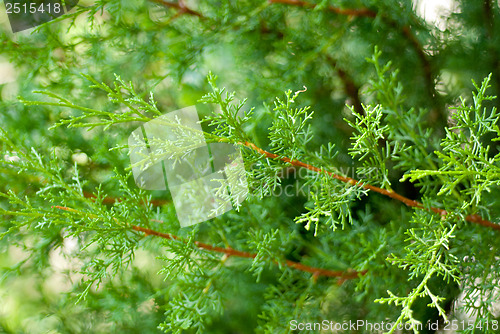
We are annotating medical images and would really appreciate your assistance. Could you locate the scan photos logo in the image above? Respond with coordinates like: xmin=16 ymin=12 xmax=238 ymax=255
xmin=4 ymin=0 xmax=78 ymax=33
xmin=128 ymin=105 xmax=248 ymax=227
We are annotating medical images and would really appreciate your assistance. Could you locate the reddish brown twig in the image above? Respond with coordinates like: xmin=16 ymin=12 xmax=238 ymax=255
xmin=131 ymin=225 xmax=365 ymax=278
xmin=241 ymin=142 xmax=500 ymax=231
xmin=53 ymin=205 xmax=365 ymax=280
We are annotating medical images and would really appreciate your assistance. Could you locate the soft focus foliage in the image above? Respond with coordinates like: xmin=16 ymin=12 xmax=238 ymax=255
xmin=1 ymin=0 xmax=500 ymax=333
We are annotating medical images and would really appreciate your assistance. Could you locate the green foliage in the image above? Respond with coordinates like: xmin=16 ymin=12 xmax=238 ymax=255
xmin=403 ymin=75 xmax=500 ymax=211
xmin=346 ymin=104 xmax=392 ymax=189
xmin=2 ymin=0 xmax=500 ymax=333
xmin=267 ymin=89 xmax=314 ymax=161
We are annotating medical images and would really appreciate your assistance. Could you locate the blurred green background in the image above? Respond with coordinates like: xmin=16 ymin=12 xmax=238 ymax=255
xmin=1 ymin=0 xmax=500 ymax=332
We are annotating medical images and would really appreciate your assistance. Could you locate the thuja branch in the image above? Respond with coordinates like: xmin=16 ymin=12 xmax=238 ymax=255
xmin=240 ymin=142 xmax=500 ymax=231
xmin=53 ymin=206 xmax=365 ymax=280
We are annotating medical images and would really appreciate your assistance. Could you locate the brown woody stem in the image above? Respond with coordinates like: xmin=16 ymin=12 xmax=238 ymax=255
xmin=53 ymin=206 xmax=365 ymax=280
xmin=240 ymin=142 xmax=500 ymax=231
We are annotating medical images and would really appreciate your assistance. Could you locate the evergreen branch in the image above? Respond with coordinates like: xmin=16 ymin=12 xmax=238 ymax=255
xmin=240 ymin=141 xmax=500 ymax=231
xmin=25 ymin=72 xmax=497 ymax=232
xmin=0 ymin=169 xmax=169 ymax=207
xmin=53 ymin=206 xmax=365 ymax=280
